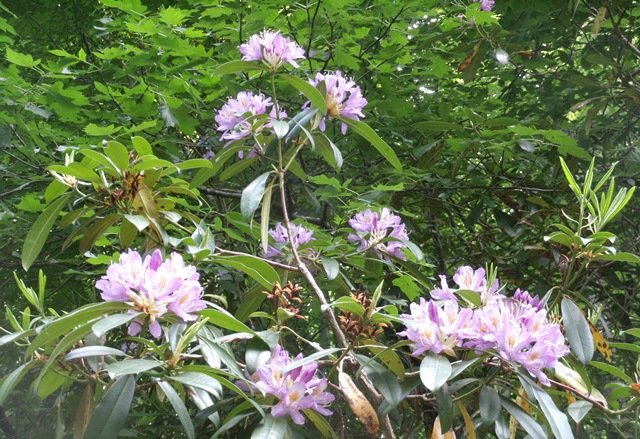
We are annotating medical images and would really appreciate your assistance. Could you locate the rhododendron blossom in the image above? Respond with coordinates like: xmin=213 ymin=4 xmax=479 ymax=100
xmin=307 ymin=71 xmax=367 ymax=134
xmin=348 ymin=208 xmax=408 ymax=260
xmin=215 ymin=91 xmax=286 ymax=157
xmin=240 ymin=345 xmax=334 ymax=425
xmin=265 ymin=222 xmax=316 ymax=266
xmin=239 ymin=30 xmax=305 ymax=70
xmin=97 ymin=249 xmax=206 ymax=338
xmin=400 ymin=267 xmax=569 ymax=386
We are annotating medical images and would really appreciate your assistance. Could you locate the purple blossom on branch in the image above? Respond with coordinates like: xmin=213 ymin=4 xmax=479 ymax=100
xmin=347 ymin=208 xmax=409 ymax=261
xmin=242 ymin=345 xmax=334 ymax=425
xmin=239 ymin=30 xmax=305 ymax=70
xmin=474 ymin=0 xmax=495 ymax=11
xmin=400 ymin=266 xmax=569 ymax=386
xmin=96 ymin=249 xmax=206 ymax=338
xmin=306 ymin=71 xmax=367 ymax=134
xmin=265 ymin=222 xmax=316 ymax=260
xmin=214 ymin=91 xmax=286 ymax=157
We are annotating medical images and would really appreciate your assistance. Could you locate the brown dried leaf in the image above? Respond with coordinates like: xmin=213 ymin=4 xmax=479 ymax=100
xmin=338 ymin=371 xmax=379 ymax=436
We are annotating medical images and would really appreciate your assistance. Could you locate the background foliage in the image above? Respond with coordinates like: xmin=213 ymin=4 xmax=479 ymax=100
xmin=1 ymin=0 xmax=640 ymax=438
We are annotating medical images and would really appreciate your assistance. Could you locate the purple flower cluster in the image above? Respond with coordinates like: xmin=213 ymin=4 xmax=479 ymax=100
xmin=307 ymin=71 xmax=367 ymax=134
xmin=245 ymin=345 xmax=334 ymax=425
xmin=348 ymin=208 xmax=409 ymax=261
xmin=97 ymin=249 xmax=206 ymax=338
xmin=215 ymin=91 xmax=285 ymax=156
xmin=239 ymin=29 xmax=305 ymax=70
xmin=265 ymin=222 xmax=316 ymax=262
xmin=399 ymin=267 xmax=569 ymax=386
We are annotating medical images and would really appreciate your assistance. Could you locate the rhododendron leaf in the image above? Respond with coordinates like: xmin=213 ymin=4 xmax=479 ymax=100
xmin=340 ymin=117 xmax=402 ymax=171
xmin=356 ymin=355 xmax=402 ymax=407
xmin=320 ymin=256 xmax=339 ymax=280
xmin=22 ymin=194 xmax=70 ymax=271
xmin=170 ymin=372 xmax=223 ymax=400
xmin=519 ymin=375 xmax=574 ymax=439
xmin=500 ymin=397 xmax=547 ymax=439
xmin=130 ymin=135 xmax=152 ymax=156
xmin=420 ymin=355 xmax=451 ymax=393
xmin=568 ymin=401 xmax=593 ymax=423
xmin=241 ymin=171 xmax=271 ymax=220
xmin=434 ymin=385 xmax=453 ymax=433
xmin=479 ymin=386 xmax=501 ymax=426
xmin=314 ymin=134 xmax=343 ymax=170
xmin=561 ymin=297 xmax=594 ymax=365
xmin=158 ymin=381 xmax=195 ymax=439
xmin=82 ymin=375 xmax=135 ymax=439
xmin=213 ymin=254 xmax=279 ymax=289
xmin=107 ymin=359 xmax=162 ymax=379
xmin=280 ymin=73 xmax=327 ymax=116
xmin=303 ymin=409 xmax=339 ymax=438
xmin=103 ymin=140 xmax=130 ymax=173
xmin=455 ymin=289 xmax=482 ymax=307
xmin=77 ymin=149 xmax=120 ymax=176
xmin=200 ymin=308 xmax=257 ymax=336
xmin=589 ymin=361 xmax=633 ymax=384
xmin=0 ymin=362 xmax=34 ymax=405
xmin=281 ymin=348 xmax=342 ymax=374
xmin=79 ymin=213 xmax=121 ymax=253
xmin=251 ymin=414 xmax=287 ymax=439
xmin=323 ymin=296 xmax=364 ymax=316
xmin=65 ymin=346 xmax=127 ymax=361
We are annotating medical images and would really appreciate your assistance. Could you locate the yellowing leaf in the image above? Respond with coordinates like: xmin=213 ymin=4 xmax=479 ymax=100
xmin=457 ymin=43 xmax=479 ymax=73
xmin=589 ymin=320 xmax=612 ymax=362
xmin=338 ymin=371 xmax=379 ymax=436
xmin=431 ymin=416 xmax=456 ymax=439
xmin=456 ymin=401 xmax=476 ymax=439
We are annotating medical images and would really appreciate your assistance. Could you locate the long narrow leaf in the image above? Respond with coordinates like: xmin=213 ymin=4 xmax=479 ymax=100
xmin=22 ymin=194 xmax=70 ymax=271
xmin=241 ymin=172 xmax=272 ymax=220
xmin=82 ymin=375 xmax=135 ymax=439
xmin=340 ymin=118 xmax=402 ymax=171
xmin=158 ymin=381 xmax=195 ymax=439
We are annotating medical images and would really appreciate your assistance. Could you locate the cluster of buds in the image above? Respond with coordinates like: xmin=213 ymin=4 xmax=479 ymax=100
xmin=339 ymin=291 xmax=387 ymax=342
xmin=263 ymin=281 xmax=306 ymax=320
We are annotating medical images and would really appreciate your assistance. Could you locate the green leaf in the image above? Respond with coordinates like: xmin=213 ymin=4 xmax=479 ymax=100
xmin=234 ymin=284 xmax=268 ymax=322
xmin=199 ymin=308 xmax=257 ymax=336
xmin=589 ymin=361 xmax=633 ymax=383
xmin=0 ymin=362 xmax=34 ymax=405
xmin=251 ymin=414 xmax=287 ymax=439
xmin=213 ymin=254 xmax=279 ymax=289
xmin=279 ymin=73 xmax=327 ymax=115
xmin=82 ymin=375 xmax=135 ymax=439
xmin=107 ymin=359 xmax=162 ymax=379
xmin=241 ymin=172 xmax=272 ymax=221
xmin=594 ymin=252 xmax=640 ymax=263
xmin=322 ymin=296 xmax=365 ymax=316
xmin=157 ymin=381 xmax=195 ymax=439
xmin=314 ymin=134 xmax=343 ymax=170
xmin=561 ymin=297 xmax=594 ymax=365
xmin=213 ymin=60 xmax=269 ymax=75
xmin=65 ymin=346 xmax=127 ymax=361
xmin=519 ymin=375 xmax=574 ymax=439
xmin=355 ymin=355 xmax=403 ymax=408
xmin=434 ymin=384 xmax=454 ymax=433
xmin=176 ymin=158 xmax=214 ymax=171
xmin=567 ymin=401 xmax=593 ymax=423
xmin=455 ymin=289 xmax=482 ymax=307
xmin=92 ymin=313 xmax=142 ymax=338
xmin=500 ymin=397 xmax=547 ymax=439
xmin=340 ymin=118 xmax=402 ymax=171
xmin=22 ymin=194 xmax=69 ymax=271
xmin=303 ymin=409 xmax=339 ymax=439
xmin=282 ymin=348 xmax=342 ymax=374
xmin=624 ymin=328 xmax=640 ymax=338
xmin=170 ymin=371 xmax=223 ymax=399
xmin=420 ymin=354 xmax=451 ymax=392
xmin=321 ymin=256 xmax=340 ymax=280
xmin=479 ymin=386 xmax=501 ymax=427
xmin=79 ymin=213 xmax=122 ymax=254
xmin=78 ymin=149 xmax=120 ymax=176
xmin=6 ymin=47 xmax=40 ymax=67
xmin=103 ymin=140 xmax=130 ymax=173
xmin=48 ymin=163 xmax=101 ymax=184
xmin=131 ymin=136 xmax=153 ymax=156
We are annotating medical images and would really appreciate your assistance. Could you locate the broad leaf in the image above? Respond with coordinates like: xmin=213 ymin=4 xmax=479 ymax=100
xmin=420 ymin=354 xmax=451 ymax=392
xmin=22 ymin=194 xmax=70 ymax=271
xmin=241 ymin=172 xmax=272 ymax=220
xmin=158 ymin=381 xmax=195 ymax=439
xmin=340 ymin=117 xmax=402 ymax=171
xmin=82 ymin=375 xmax=135 ymax=439
xmin=561 ymin=297 xmax=594 ymax=365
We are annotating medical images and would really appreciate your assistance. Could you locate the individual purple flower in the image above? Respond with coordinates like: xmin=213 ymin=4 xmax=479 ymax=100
xmin=429 ymin=265 xmax=499 ymax=303
xmin=474 ymin=0 xmax=495 ymax=11
xmin=243 ymin=345 xmax=334 ymax=424
xmin=347 ymin=208 xmax=409 ymax=261
xmin=306 ymin=71 xmax=367 ymax=134
xmin=239 ymin=30 xmax=305 ymax=70
xmin=97 ymin=249 xmax=207 ymax=338
xmin=215 ymin=91 xmax=286 ymax=157
xmin=512 ymin=288 xmax=544 ymax=311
